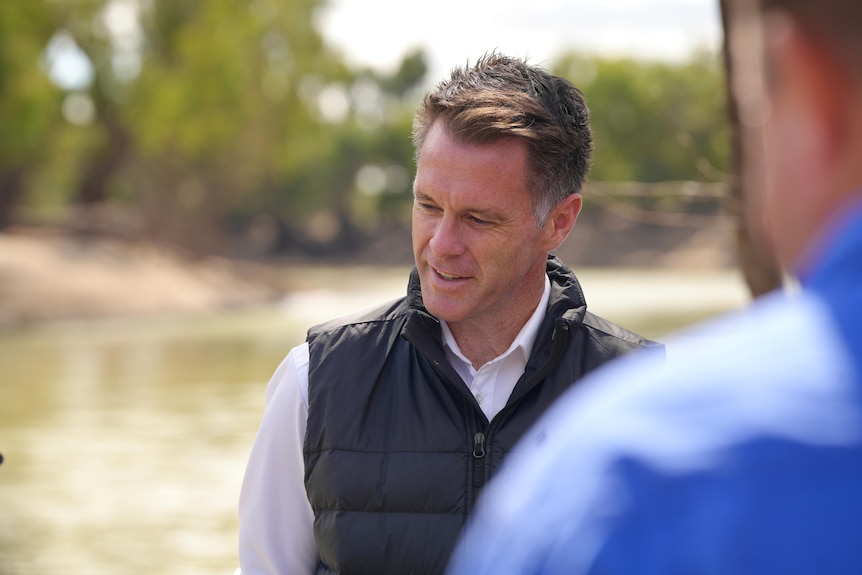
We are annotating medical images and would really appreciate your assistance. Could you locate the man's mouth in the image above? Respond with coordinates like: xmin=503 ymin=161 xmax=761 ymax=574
xmin=435 ymin=268 xmax=466 ymax=281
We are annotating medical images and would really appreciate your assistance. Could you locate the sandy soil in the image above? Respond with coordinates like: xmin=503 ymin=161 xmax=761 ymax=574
xmin=0 ymin=228 xmax=283 ymax=327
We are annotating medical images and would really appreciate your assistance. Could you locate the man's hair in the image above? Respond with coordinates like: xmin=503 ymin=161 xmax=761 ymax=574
xmin=761 ymin=0 xmax=862 ymax=73
xmin=412 ymin=52 xmax=592 ymax=226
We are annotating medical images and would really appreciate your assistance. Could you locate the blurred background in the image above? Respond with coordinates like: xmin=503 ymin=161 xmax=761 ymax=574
xmin=0 ymin=0 xmax=761 ymax=572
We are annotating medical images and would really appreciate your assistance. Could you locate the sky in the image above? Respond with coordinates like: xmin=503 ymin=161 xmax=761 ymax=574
xmin=316 ymin=0 xmax=723 ymax=85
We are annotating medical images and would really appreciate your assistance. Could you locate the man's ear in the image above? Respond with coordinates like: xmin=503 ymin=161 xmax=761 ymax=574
xmin=543 ymin=193 xmax=582 ymax=251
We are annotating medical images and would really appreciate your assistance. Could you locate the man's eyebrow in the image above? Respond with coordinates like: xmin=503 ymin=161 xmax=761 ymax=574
xmin=413 ymin=190 xmax=505 ymax=221
xmin=467 ymin=207 xmax=505 ymax=221
xmin=413 ymin=190 xmax=434 ymax=202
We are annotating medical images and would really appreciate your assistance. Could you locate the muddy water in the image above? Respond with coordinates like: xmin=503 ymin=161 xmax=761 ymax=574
xmin=0 ymin=266 xmax=748 ymax=574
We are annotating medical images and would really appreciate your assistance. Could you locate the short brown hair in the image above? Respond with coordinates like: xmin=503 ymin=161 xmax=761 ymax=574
xmin=412 ymin=52 xmax=593 ymax=225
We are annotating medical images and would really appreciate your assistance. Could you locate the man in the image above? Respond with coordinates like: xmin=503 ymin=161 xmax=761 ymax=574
xmin=447 ymin=2 xmax=862 ymax=574
xmin=236 ymin=53 xmax=659 ymax=575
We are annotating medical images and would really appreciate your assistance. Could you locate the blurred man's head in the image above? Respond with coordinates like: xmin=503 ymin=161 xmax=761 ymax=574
xmin=759 ymin=0 xmax=862 ymax=271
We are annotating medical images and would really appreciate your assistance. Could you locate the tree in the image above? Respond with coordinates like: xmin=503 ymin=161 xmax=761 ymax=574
xmin=253 ymin=52 xmax=426 ymax=256
xmin=112 ymin=0 xmax=348 ymax=251
xmin=0 ymin=1 xmax=62 ymax=228
xmin=553 ymin=52 xmax=729 ymax=184
xmin=0 ymin=0 xmax=427 ymax=257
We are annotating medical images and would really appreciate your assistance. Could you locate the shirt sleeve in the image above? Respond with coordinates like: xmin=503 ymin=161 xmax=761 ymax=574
xmin=237 ymin=342 xmax=317 ymax=574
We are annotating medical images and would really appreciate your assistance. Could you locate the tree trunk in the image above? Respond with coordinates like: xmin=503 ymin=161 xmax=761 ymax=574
xmin=0 ymin=167 xmax=25 ymax=230
xmin=720 ymin=0 xmax=784 ymax=297
xmin=76 ymin=108 xmax=131 ymax=205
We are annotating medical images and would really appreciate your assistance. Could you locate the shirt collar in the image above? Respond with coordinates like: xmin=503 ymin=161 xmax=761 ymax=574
xmin=440 ymin=274 xmax=551 ymax=367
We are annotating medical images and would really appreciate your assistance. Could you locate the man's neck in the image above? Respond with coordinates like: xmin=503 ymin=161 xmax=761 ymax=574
xmin=449 ymin=324 xmax=524 ymax=370
xmin=446 ymin=276 xmax=549 ymax=370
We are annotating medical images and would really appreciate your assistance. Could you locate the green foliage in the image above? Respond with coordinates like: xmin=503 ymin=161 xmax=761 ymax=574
xmin=553 ymin=51 xmax=730 ymax=183
xmin=132 ymin=0 xmax=287 ymax=160
xmin=0 ymin=1 xmax=61 ymax=164
xmin=0 ymin=0 xmax=729 ymax=253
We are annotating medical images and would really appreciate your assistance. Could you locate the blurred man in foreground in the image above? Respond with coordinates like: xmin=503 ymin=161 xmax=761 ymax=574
xmin=447 ymin=1 xmax=862 ymax=573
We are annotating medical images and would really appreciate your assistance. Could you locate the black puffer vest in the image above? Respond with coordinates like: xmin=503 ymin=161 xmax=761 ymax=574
xmin=304 ymin=256 xmax=661 ymax=574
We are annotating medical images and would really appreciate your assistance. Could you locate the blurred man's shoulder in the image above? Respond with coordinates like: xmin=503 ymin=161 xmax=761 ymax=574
xmin=524 ymin=288 xmax=858 ymax=473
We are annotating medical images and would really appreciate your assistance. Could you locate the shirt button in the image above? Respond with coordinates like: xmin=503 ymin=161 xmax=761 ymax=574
xmin=476 ymin=393 xmax=485 ymax=404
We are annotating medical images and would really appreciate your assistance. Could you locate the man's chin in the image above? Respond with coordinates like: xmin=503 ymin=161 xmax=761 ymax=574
xmin=423 ymin=297 xmax=466 ymax=324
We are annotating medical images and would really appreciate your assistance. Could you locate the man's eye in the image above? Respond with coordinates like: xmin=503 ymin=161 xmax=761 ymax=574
xmin=468 ymin=215 xmax=491 ymax=225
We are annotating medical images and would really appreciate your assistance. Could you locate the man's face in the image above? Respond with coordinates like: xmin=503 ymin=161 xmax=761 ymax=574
xmin=760 ymin=14 xmax=841 ymax=270
xmin=761 ymin=21 xmax=811 ymax=269
xmin=411 ymin=122 xmax=563 ymax=332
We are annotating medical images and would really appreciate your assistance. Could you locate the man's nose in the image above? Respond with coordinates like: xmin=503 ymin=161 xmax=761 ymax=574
xmin=429 ymin=214 xmax=467 ymax=257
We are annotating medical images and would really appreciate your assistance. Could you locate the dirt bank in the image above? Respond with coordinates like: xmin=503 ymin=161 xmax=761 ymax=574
xmin=0 ymin=228 xmax=282 ymax=327
xmin=0 ymin=211 xmax=737 ymax=328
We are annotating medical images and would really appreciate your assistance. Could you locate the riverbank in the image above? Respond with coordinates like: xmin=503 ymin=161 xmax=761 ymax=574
xmin=0 ymin=228 xmax=270 ymax=327
xmin=0 ymin=212 xmax=738 ymax=328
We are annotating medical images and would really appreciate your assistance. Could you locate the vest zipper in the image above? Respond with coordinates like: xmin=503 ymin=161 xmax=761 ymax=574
xmin=468 ymin=320 xmax=571 ymax=507
xmin=473 ymin=432 xmax=486 ymax=458
xmin=472 ymin=432 xmax=486 ymax=501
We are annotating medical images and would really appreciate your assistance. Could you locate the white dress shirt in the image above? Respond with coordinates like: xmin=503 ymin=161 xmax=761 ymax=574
xmin=236 ymin=276 xmax=552 ymax=574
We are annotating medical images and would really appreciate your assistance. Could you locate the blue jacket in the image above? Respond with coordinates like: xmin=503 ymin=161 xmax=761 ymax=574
xmin=447 ymin=202 xmax=862 ymax=575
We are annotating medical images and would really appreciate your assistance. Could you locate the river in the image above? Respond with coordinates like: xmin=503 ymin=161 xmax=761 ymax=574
xmin=0 ymin=266 xmax=749 ymax=574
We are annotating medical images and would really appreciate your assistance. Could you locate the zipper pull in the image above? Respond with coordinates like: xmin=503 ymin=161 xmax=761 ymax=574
xmin=473 ymin=432 xmax=486 ymax=458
